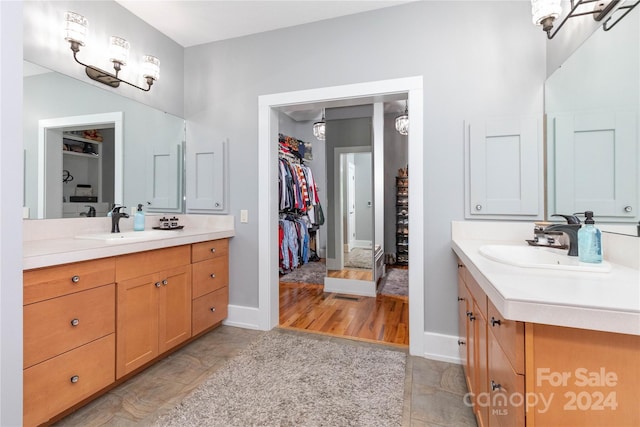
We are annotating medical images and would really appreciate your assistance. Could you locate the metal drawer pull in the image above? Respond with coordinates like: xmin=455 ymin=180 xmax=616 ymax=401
xmin=210 ymin=248 xmax=216 ymax=253
xmin=491 ymin=380 xmax=501 ymax=391
xmin=71 ymin=275 xmax=80 ymax=283
xmin=457 ymin=339 xmax=466 ymax=346
xmin=70 ymin=318 xmax=80 ymax=327
xmin=490 ymin=317 xmax=501 ymax=327
xmin=70 ymin=375 xmax=79 ymax=384
xmin=210 ymin=307 xmax=216 ymax=313
xmin=624 ymin=206 xmax=632 ymax=212
xmin=162 ymin=279 xmax=168 ymax=285
xmin=466 ymin=311 xmax=475 ymax=321
xmin=155 ymin=282 xmax=162 ymax=288
xmin=210 ymin=273 xmax=216 ymax=279
xmin=457 ymin=296 xmax=464 ymax=301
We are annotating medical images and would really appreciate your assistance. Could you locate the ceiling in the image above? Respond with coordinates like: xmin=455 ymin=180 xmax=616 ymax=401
xmin=114 ymin=1 xmax=411 ymax=119
xmin=115 ymin=0 xmax=413 ymax=48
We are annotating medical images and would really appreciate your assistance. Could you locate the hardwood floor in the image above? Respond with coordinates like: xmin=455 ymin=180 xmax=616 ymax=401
xmin=279 ymin=282 xmax=409 ymax=346
xmin=326 ymin=268 xmax=373 ymax=281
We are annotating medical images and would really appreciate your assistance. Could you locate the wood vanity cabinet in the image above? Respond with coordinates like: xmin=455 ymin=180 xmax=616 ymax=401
xmin=457 ymin=261 xmax=489 ymax=427
xmin=23 ymin=239 xmax=231 ymax=425
xmin=191 ymin=239 xmax=229 ymax=336
xmin=457 ymin=259 xmax=640 ymax=427
xmin=115 ymin=245 xmax=192 ymax=378
xmin=23 ymin=258 xmax=116 ymax=427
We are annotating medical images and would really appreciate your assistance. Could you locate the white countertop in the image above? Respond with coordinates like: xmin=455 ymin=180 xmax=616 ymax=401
xmin=23 ymin=215 xmax=235 ymax=270
xmin=451 ymin=222 xmax=640 ymax=336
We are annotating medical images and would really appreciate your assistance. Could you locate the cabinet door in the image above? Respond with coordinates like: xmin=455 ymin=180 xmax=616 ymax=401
xmin=186 ymin=138 xmax=227 ymax=212
xmin=465 ymin=116 xmax=542 ymax=219
xmin=551 ymin=111 xmax=637 ymax=221
xmin=146 ymin=142 xmax=182 ymax=212
xmin=116 ymin=274 xmax=159 ymax=378
xmin=457 ymin=268 xmax=469 ymax=369
xmin=158 ymin=265 xmax=192 ymax=353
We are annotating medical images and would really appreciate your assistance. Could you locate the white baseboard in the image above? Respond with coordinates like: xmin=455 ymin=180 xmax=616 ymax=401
xmin=422 ymin=331 xmax=463 ymax=365
xmin=223 ymin=304 xmax=263 ymax=330
xmin=353 ymin=240 xmax=372 ymax=249
xmin=324 ymin=277 xmax=376 ymax=297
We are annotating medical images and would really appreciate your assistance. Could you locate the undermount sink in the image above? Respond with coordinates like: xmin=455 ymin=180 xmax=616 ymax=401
xmin=75 ymin=229 xmax=181 ymax=243
xmin=479 ymin=244 xmax=612 ymax=273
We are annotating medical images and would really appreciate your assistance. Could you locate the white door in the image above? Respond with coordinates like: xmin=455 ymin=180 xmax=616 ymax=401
xmin=347 ymin=161 xmax=356 ymax=252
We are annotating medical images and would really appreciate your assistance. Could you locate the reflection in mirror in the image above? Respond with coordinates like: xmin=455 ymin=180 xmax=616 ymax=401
xmin=324 ymin=110 xmax=377 ymax=293
xmin=23 ymin=61 xmax=186 ymax=219
xmin=545 ymin=9 xmax=639 ymax=234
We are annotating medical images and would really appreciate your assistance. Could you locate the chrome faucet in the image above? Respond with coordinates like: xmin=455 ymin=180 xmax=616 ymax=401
xmin=544 ymin=214 xmax=582 ymax=256
xmin=110 ymin=205 xmax=129 ymax=233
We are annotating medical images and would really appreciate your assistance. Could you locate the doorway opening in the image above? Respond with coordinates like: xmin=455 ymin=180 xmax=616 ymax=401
xmin=258 ymin=76 xmax=424 ymax=356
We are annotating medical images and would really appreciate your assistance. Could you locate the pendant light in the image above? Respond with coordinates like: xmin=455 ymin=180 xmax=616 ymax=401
xmin=313 ymin=108 xmax=326 ymax=141
xmin=395 ymin=101 xmax=409 ymax=136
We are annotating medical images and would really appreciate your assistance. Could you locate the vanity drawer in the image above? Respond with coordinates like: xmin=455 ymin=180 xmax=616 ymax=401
xmin=192 ymin=257 xmax=229 ymax=299
xmin=116 ymin=245 xmax=190 ymax=281
xmin=488 ymin=298 xmax=524 ymax=374
xmin=192 ymin=238 xmax=229 ymax=263
xmin=23 ymin=257 xmax=115 ymax=305
xmin=24 ymin=284 xmax=115 ymax=369
xmin=192 ymin=286 xmax=228 ymax=336
xmin=23 ymin=334 xmax=115 ymax=427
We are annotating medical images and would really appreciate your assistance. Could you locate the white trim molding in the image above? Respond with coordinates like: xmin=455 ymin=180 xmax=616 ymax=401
xmin=423 ymin=331 xmax=463 ymax=365
xmin=258 ymin=76 xmax=425 ymax=356
xmin=223 ymin=304 xmax=262 ymax=330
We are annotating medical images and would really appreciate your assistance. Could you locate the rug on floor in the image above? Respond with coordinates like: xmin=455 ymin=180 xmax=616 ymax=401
xmin=153 ymin=330 xmax=406 ymax=427
xmin=344 ymin=247 xmax=372 ymax=269
xmin=279 ymin=260 xmax=325 ymax=285
xmin=379 ymin=268 xmax=408 ymax=297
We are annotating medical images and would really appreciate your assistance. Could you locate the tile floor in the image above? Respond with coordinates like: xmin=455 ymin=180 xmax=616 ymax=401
xmin=54 ymin=326 xmax=476 ymax=427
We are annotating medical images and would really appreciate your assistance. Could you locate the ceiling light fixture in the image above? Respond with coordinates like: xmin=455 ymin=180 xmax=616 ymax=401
xmin=395 ymin=102 xmax=409 ymax=136
xmin=313 ymin=109 xmax=326 ymax=141
xmin=531 ymin=0 xmax=639 ymax=39
xmin=64 ymin=11 xmax=160 ymax=91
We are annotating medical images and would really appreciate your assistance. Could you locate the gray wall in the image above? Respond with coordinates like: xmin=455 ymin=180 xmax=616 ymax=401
xmin=184 ymin=1 xmax=545 ymax=336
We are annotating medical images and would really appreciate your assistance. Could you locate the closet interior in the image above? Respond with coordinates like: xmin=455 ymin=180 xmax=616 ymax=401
xmin=278 ymin=134 xmax=323 ymax=275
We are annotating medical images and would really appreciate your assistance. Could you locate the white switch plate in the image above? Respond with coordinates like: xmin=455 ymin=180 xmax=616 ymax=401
xmin=240 ymin=209 xmax=248 ymax=223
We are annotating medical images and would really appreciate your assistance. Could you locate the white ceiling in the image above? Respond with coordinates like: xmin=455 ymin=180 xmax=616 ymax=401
xmin=115 ymin=0 xmax=413 ymax=48
xmin=113 ymin=0 xmax=410 ymax=119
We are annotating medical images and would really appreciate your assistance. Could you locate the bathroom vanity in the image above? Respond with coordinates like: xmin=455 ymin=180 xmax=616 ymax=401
xmin=452 ymin=221 xmax=640 ymax=427
xmin=22 ymin=215 xmax=234 ymax=426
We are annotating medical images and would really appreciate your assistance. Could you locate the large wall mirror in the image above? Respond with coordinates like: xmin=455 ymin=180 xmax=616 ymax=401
xmin=24 ymin=61 xmax=185 ymax=219
xmin=545 ymin=9 xmax=639 ymax=236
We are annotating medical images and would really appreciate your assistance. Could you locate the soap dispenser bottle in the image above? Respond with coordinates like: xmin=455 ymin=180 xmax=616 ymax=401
xmin=577 ymin=211 xmax=602 ymax=263
xmin=134 ymin=204 xmax=145 ymax=231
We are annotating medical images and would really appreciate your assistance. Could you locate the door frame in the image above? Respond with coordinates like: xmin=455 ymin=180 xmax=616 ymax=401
xmin=37 ymin=112 xmax=123 ymax=219
xmin=257 ymin=76 xmax=424 ymax=356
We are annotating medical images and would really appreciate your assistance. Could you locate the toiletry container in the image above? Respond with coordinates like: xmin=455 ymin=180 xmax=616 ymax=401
xmin=134 ymin=204 xmax=145 ymax=231
xmin=578 ymin=211 xmax=602 ymax=263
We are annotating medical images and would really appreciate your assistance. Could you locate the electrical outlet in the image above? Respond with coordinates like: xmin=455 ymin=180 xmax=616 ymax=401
xmin=240 ymin=209 xmax=248 ymax=223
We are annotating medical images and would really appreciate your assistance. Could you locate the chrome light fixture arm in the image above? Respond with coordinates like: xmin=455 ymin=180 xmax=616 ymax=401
xmin=603 ymin=0 xmax=640 ymax=31
xmin=69 ymin=42 xmax=154 ymax=92
xmin=539 ymin=0 xmax=630 ymax=39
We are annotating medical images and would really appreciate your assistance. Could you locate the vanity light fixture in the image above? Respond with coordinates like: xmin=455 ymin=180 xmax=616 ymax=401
xmin=64 ymin=11 xmax=160 ymax=92
xmin=531 ymin=0 xmax=639 ymax=39
xmin=313 ymin=109 xmax=326 ymax=141
xmin=395 ymin=101 xmax=409 ymax=136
